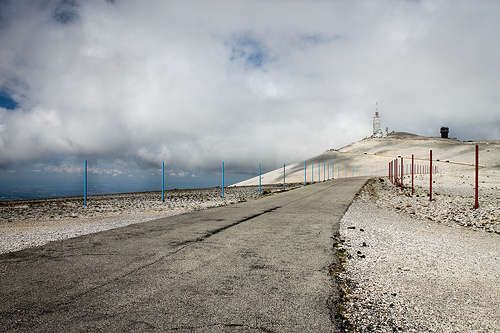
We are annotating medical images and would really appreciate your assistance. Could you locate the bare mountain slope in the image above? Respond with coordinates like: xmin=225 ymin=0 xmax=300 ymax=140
xmin=232 ymin=135 xmax=500 ymax=186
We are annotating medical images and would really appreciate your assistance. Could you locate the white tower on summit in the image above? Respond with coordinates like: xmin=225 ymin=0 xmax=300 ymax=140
xmin=372 ymin=103 xmax=383 ymax=138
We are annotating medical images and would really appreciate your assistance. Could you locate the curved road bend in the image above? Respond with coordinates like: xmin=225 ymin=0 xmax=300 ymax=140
xmin=0 ymin=177 xmax=369 ymax=332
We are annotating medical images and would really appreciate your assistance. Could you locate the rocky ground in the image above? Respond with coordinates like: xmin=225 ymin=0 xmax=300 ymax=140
xmin=0 ymin=184 xmax=299 ymax=254
xmin=337 ymin=171 xmax=500 ymax=332
xmin=364 ymin=171 xmax=500 ymax=234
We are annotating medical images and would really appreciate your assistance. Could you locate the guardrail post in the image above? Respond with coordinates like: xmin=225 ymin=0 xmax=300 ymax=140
xmin=411 ymin=155 xmax=414 ymax=195
xmin=222 ymin=162 xmax=225 ymax=198
xmin=259 ymin=163 xmax=262 ymax=195
xmin=283 ymin=163 xmax=286 ymax=190
xmin=84 ymin=160 xmax=87 ymax=206
xmin=304 ymin=161 xmax=307 ymax=185
xmin=475 ymin=145 xmax=479 ymax=209
xmin=401 ymin=157 xmax=403 ymax=192
xmin=395 ymin=158 xmax=398 ymax=185
xmin=430 ymin=150 xmax=433 ymax=201
xmin=389 ymin=161 xmax=391 ymax=183
xmin=318 ymin=162 xmax=321 ymax=182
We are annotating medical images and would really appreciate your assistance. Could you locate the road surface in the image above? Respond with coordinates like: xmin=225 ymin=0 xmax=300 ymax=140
xmin=0 ymin=177 xmax=368 ymax=332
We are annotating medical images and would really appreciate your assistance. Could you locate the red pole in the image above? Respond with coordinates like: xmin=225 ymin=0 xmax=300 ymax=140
xmin=389 ymin=161 xmax=392 ymax=183
xmin=392 ymin=160 xmax=398 ymax=185
xmin=401 ymin=157 xmax=404 ymax=191
xmin=412 ymin=154 xmax=414 ymax=195
xmin=475 ymin=145 xmax=479 ymax=209
xmin=430 ymin=150 xmax=433 ymax=202
xmin=392 ymin=160 xmax=394 ymax=184
xmin=391 ymin=161 xmax=394 ymax=183
xmin=395 ymin=158 xmax=398 ymax=186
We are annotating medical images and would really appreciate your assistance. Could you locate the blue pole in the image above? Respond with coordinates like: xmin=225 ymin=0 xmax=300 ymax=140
xmin=84 ymin=159 xmax=87 ymax=206
xmin=162 ymin=161 xmax=165 ymax=202
xmin=304 ymin=161 xmax=307 ymax=185
xmin=318 ymin=162 xmax=320 ymax=182
xmin=312 ymin=161 xmax=314 ymax=183
xmin=222 ymin=162 xmax=225 ymax=198
xmin=259 ymin=163 xmax=262 ymax=195
xmin=324 ymin=162 xmax=326 ymax=181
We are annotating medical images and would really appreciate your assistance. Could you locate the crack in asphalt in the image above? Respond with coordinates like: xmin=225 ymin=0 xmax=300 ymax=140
xmin=169 ymin=322 xmax=278 ymax=332
xmin=18 ymin=205 xmax=285 ymax=320
xmin=174 ymin=206 xmax=282 ymax=247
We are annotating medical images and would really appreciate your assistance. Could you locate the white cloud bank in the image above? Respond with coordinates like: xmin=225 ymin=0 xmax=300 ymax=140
xmin=1 ymin=0 xmax=499 ymax=173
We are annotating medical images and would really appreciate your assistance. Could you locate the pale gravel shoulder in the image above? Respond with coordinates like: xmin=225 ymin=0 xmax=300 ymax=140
xmin=338 ymin=178 xmax=500 ymax=332
xmin=1 ymin=213 xmax=176 ymax=254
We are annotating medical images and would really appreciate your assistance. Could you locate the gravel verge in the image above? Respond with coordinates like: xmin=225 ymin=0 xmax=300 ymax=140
xmin=336 ymin=177 xmax=500 ymax=332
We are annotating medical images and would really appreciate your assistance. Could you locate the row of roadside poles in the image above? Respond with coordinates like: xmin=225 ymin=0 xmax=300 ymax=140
xmin=221 ymin=162 xmax=285 ymax=198
xmin=81 ymin=159 xmax=426 ymax=206
xmin=83 ymin=161 xmax=284 ymax=206
xmin=389 ymin=146 xmax=480 ymax=209
xmin=221 ymin=161 xmax=383 ymax=200
xmin=389 ymin=154 xmax=433 ymax=197
xmin=84 ymin=146 xmax=480 ymax=208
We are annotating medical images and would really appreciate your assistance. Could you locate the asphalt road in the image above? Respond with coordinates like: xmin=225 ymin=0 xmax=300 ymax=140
xmin=0 ymin=177 xmax=369 ymax=332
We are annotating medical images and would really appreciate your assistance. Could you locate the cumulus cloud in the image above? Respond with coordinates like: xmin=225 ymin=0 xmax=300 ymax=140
xmin=38 ymin=163 xmax=125 ymax=176
xmin=169 ymin=171 xmax=193 ymax=178
xmin=1 ymin=0 xmax=500 ymax=174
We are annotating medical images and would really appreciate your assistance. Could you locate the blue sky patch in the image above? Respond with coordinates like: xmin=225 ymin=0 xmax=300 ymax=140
xmin=0 ymin=90 xmax=18 ymax=110
xmin=229 ymin=33 xmax=268 ymax=69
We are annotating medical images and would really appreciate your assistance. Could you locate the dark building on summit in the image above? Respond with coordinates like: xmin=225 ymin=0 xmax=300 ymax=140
xmin=440 ymin=126 xmax=449 ymax=139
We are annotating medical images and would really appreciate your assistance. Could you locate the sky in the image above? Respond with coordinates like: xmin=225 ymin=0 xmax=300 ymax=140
xmin=1 ymin=0 xmax=500 ymax=199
